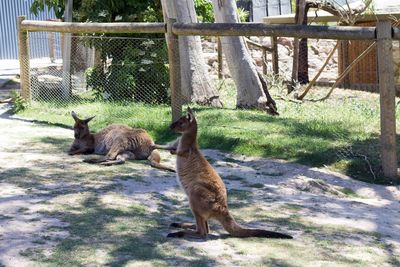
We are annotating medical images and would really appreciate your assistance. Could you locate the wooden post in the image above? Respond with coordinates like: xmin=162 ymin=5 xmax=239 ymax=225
xmin=62 ymin=0 xmax=73 ymax=98
xmin=341 ymin=40 xmax=350 ymax=87
xmin=167 ymin=18 xmax=182 ymax=122
xmin=262 ymin=48 xmax=267 ymax=75
xmin=17 ymin=16 xmax=30 ymax=101
xmin=376 ymin=21 xmax=398 ymax=179
xmin=48 ymin=32 xmax=55 ymax=63
xmin=217 ymin=37 xmax=223 ymax=79
xmin=271 ymin=36 xmax=279 ymax=75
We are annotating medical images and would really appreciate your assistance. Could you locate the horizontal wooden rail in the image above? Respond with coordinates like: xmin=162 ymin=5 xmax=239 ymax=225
xmin=21 ymin=20 xmax=166 ymax=34
xmin=394 ymin=27 xmax=400 ymax=40
xmin=19 ymin=20 xmax=387 ymax=41
xmin=172 ymin=23 xmax=376 ymax=40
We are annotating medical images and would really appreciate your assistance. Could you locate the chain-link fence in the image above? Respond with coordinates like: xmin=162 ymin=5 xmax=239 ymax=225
xmin=24 ymin=30 xmax=400 ymax=115
xmin=211 ymin=36 xmax=400 ymax=97
xmin=28 ymin=33 xmax=171 ymax=107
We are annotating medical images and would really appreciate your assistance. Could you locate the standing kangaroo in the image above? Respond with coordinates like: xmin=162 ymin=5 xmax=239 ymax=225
xmin=154 ymin=107 xmax=292 ymax=239
xmin=68 ymin=111 xmax=174 ymax=172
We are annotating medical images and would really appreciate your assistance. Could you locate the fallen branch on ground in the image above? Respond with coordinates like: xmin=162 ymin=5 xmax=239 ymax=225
xmin=0 ymin=98 xmax=12 ymax=103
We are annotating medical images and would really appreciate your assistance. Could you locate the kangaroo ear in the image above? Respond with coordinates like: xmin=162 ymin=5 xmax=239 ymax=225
xmin=83 ymin=116 xmax=95 ymax=124
xmin=71 ymin=111 xmax=80 ymax=122
xmin=187 ymin=107 xmax=194 ymax=122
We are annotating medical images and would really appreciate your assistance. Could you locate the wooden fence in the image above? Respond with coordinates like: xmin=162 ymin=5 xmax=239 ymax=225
xmin=17 ymin=16 xmax=399 ymax=179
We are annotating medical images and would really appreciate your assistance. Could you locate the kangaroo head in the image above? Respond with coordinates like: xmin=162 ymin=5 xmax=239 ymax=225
xmin=170 ymin=107 xmax=196 ymax=134
xmin=71 ymin=111 xmax=95 ymax=139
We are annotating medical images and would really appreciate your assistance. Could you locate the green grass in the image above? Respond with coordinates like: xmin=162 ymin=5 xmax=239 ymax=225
xmin=16 ymin=86 xmax=400 ymax=185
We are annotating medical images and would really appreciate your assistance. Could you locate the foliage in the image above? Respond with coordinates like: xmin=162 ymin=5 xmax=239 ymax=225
xmin=194 ymin=0 xmax=215 ymax=22
xmin=30 ymin=0 xmax=169 ymax=104
xmin=30 ymin=0 xmax=64 ymax=19
xmin=30 ymin=0 xmax=163 ymax=22
xmin=10 ymin=90 xmax=27 ymax=113
xmin=73 ymin=0 xmax=163 ymax=23
xmin=194 ymin=0 xmax=250 ymax=23
xmin=77 ymin=1 xmax=167 ymax=103
xmin=237 ymin=7 xmax=250 ymax=22
xmin=85 ymin=39 xmax=169 ymax=103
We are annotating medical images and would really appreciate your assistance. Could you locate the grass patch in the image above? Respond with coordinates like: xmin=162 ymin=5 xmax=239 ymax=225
xmin=222 ymin=174 xmax=245 ymax=181
xmin=282 ymin=204 xmax=303 ymax=211
xmin=16 ymin=86 xmax=400 ymax=185
xmin=336 ymin=187 xmax=360 ymax=198
xmin=228 ymin=189 xmax=252 ymax=200
xmin=246 ymin=183 xmax=265 ymax=188
xmin=259 ymin=171 xmax=285 ymax=177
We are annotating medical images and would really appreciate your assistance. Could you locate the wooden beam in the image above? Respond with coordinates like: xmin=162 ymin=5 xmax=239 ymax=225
xmin=377 ymin=21 xmax=398 ymax=179
xmin=172 ymin=23 xmax=376 ymax=40
xmin=17 ymin=16 xmax=30 ymax=101
xmin=21 ymin=20 xmax=166 ymax=34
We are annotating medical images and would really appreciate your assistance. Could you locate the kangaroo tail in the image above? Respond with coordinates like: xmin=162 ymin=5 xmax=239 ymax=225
xmin=149 ymin=160 xmax=176 ymax=172
xmin=148 ymin=149 xmax=176 ymax=172
xmin=217 ymin=212 xmax=292 ymax=239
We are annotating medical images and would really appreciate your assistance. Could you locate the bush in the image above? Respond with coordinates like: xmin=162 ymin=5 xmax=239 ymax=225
xmin=85 ymin=39 xmax=169 ymax=104
xmin=10 ymin=90 xmax=27 ymax=113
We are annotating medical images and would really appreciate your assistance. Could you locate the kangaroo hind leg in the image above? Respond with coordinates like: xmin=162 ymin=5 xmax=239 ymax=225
xmin=99 ymin=151 xmax=134 ymax=166
xmin=170 ymin=221 xmax=209 ymax=233
xmin=170 ymin=222 xmax=196 ymax=230
xmin=167 ymin=214 xmax=208 ymax=239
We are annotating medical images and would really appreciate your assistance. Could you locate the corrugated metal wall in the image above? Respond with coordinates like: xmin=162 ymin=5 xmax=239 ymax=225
xmin=252 ymin=0 xmax=292 ymax=22
xmin=0 ymin=0 xmax=56 ymax=59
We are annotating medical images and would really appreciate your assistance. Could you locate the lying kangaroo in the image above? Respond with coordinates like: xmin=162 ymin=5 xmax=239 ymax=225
xmin=68 ymin=111 xmax=174 ymax=172
xmin=154 ymin=107 xmax=292 ymax=239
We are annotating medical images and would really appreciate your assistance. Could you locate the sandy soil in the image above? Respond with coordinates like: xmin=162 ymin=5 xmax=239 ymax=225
xmin=0 ymin=103 xmax=399 ymax=266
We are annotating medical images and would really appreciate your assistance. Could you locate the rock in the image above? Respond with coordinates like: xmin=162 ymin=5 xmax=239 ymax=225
xmin=277 ymin=37 xmax=293 ymax=49
xmin=32 ymin=74 xmax=63 ymax=100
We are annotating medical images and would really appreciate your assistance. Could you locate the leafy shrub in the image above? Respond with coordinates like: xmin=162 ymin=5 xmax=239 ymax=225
xmin=194 ymin=0 xmax=214 ymax=22
xmin=10 ymin=90 xmax=27 ymax=113
xmin=85 ymin=39 xmax=169 ymax=104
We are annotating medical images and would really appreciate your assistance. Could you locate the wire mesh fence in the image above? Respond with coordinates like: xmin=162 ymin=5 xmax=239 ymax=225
xmin=25 ymin=31 xmax=400 ymax=115
xmin=28 ymin=32 xmax=172 ymax=111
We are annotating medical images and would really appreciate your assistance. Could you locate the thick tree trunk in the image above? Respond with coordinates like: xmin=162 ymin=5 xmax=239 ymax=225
xmin=211 ymin=0 xmax=276 ymax=113
xmin=162 ymin=0 xmax=222 ymax=107
xmin=290 ymin=0 xmax=308 ymax=92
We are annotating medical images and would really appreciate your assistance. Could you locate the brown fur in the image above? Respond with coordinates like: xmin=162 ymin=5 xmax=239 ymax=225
xmin=68 ymin=111 xmax=174 ymax=172
xmin=155 ymin=107 xmax=292 ymax=239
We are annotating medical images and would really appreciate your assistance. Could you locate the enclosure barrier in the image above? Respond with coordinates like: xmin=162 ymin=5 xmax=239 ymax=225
xmin=171 ymin=23 xmax=377 ymax=40
xmin=17 ymin=17 xmax=398 ymax=179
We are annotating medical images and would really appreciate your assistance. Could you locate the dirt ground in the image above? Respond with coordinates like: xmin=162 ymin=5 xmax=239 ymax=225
xmin=0 ymin=103 xmax=399 ymax=267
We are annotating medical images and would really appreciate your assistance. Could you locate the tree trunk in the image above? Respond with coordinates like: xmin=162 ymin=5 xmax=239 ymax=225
xmin=162 ymin=0 xmax=222 ymax=107
xmin=211 ymin=0 xmax=277 ymax=113
xmin=290 ymin=0 xmax=308 ymax=92
xmin=298 ymin=3 xmax=309 ymax=84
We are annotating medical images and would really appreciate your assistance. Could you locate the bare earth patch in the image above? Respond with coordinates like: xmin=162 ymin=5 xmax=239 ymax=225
xmin=0 ymin=104 xmax=399 ymax=266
